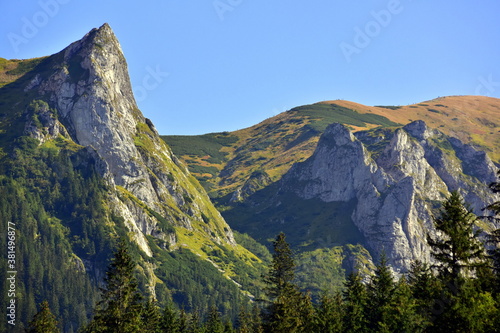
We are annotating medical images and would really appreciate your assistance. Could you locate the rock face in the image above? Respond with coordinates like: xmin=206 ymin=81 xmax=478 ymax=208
xmin=278 ymin=121 xmax=499 ymax=272
xmin=23 ymin=23 xmax=236 ymax=255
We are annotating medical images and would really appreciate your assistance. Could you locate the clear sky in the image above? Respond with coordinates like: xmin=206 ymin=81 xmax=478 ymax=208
xmin=1 ymin=1 xmax=500 ymax=135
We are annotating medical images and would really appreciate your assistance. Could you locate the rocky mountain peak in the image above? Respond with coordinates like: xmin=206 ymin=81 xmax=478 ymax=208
xmin=402 ymin=120 xmax=435 ymax=141
xmin=22 ymin=24 xmax=237 ymax=255
xmin=322 ymin=122 xmax=357 ymax=147
xmin=253 ymin=121 xmax=499 ymax=273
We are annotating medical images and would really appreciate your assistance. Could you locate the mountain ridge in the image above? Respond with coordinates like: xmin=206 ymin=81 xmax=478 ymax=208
xmin=163 ymin=95 xmax=500 ymax=200
xmin=0 ymin=23 xmax=265 ymax=329
xmin=222 ymin=119 xmax=499 ymax=274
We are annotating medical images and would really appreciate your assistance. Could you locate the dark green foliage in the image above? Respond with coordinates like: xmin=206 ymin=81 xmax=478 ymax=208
xmin=262 ymin=233 xmax=315 ymax=333
xmin=342 ymin=271 xmax=368 ymax=332
xmin=263 ymin=233 xmax=296 ymax=298
xmin=290 ymin=103 xmax=400 ymax=132
xmin=423 ymin=192 xmax=500 ymax=332
xmin=374 ymin=105 xmax=402 ymax=110
xmin=85 ymin=240 xmax=144 ymax=332
xmin=204 ymin=306 xmax=225 ymax=333
xmin=223 ymin=189 xmax=363 ymax=252
xmin=0 ymin=141 xmax=112 ymax=330
xmin=153 ymin=248 xmax=249 ymax=320
xmin=408 ymin=261 xmax=440 ymax=327
xmin=367 ymin=254 xmax=397 ymax=330
xmin=387 ymin=278 xmax=426 ymax=333
xmin=295 ymin=248 xmax=347 ymax=298
xmin=488 ymin=229 xmax=500 ymax=293
xmin=313 ymin=293 xmax=343 ymax=333
xmin=142 ymin=300 xmax=162 ymax=333
xmin=27 ymin=300 xmax=60 ymax=333
xmin=236 ymin=307 xmax=252 ymax=333
xmin=427 ymin=192 xmax=487 ymax=284
xmin=161 ymin=303 xmax=181 ymax=332
xmin=484 ymin=171 xmax=500 ymax=292
xmin=233 ymin=231 xmax=272 ymax=264
xmin=223 ymin=190 xmax=362 ymax=301
xmin=162 ymin=132 xmax=238 ymax=164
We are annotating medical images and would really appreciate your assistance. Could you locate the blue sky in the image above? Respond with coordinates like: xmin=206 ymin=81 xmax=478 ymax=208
xmin=1 ymin=1 xmax=500 ymax=135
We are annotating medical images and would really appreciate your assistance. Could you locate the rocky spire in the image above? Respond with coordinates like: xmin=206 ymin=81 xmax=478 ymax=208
xmin=23 ymin=24 xmax=237 ymax=255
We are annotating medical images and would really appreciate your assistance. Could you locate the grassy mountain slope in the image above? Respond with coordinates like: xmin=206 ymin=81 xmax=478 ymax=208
xmin=0 ymin=57 xmax=46 ymax=88
xmin=163 ymin=96 xmax=500 ymax=199
xmin=330 ymin=96 xmax=500 ymax=162
xmin=163 ymin=103 xmax=400 ymax=197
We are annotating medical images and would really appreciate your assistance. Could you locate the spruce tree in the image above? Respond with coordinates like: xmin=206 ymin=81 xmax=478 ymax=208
xmin=367 ymin=253 xmax=396 ymax=331
xmin=162 ymin=303 xmax=180 ymax=332
xmin=342 ymin=271 xmax=368 ymax=333
xmin=483 ymin=172 xmax=500 ymax=294
xmin=178 ymin=309 xmax=189 ymax=333
xmin=251 ymin=304 xmax=264 ymax=333
xmin=84 ymin=240 xmax=143 ymax=332
xmin=263 ymin=232 xmax=312 ymax=333
xmin=407 ymin=260 xmax=439 ymax=328
xmin=488 ymin=229 xmax=500 ymax=293
xmin=387 ymin=278 xmax=426 ymax=333
xmin=236 ymin=307 xmax=251 ymax=333
xmin=142 ymin=299 xmax=162 ymax=332
xmin=426 ymin=191 xmax=487 ymax=285
xmin=426 ymin=192 xmax=492 ymax=332
xmin=314 ymin=293 xmax=343 ymax=333
xmin=205 ymin=305 xmax=225 ymax=333
xmin=188 ymin=310 xmax=203 ymax=333
xmin=27 ymin=300 xmax=60 ymax=333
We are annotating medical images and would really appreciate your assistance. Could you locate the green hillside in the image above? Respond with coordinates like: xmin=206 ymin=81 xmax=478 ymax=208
xmin=162 ymin=103 xmax=400 ymax=197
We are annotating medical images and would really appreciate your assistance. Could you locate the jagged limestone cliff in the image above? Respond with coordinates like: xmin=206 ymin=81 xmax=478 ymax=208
xmin=0 ymin=24 xmax=264 ymax=328
xmin=23 ymin=23 xmax=237 ymax=254
xmin=225 ymin=121 xmax=499 ymax=273
xmin=289 ymin=121 xmax=499 ymax=272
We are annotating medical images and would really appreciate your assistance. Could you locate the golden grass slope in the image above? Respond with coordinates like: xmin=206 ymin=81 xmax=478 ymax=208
xmin=327 ymin=96 xmax=500 ymax=161
xmin=167 ymin=95 xmax=500 ymax=198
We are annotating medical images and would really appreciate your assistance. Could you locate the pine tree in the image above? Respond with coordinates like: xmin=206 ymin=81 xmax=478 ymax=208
xmin=142 ymin=299 xmax=162 ymax=332
xmin=205 ymin=305 xmax=225 ymax=333
xmin=426 ymin=191 xmax=487 ymax=286
xmin=342 ymin=271 xmax=368 ymax=333
xmin=84 ymin=240 xmax=143 ymax=332
xmin=387 ymin=278 xmax=426 ymax=333
xmin=407 ymin=260 xmax=439 ymax=329
xmin=178 ymin=309 xmax=189 ymax=333
xmin=262 ymin=232 xmax=313 ymax=333
xmin=488 ymin=229 xmax=500 ymax=293
xmin=314 ymin=293 xmax=343 ymax=333
xmin=236 ymin=307 xmax=251 ymax=333
xmin=367 ymin=253 xmax=396 ymax=331
xmin=162 ymin=303 xmax=180 ymax=332
xmin=483 ymin=172 xmax=500 ymax=294
xmin=188 ymin=310 xmax=203 ymax=333
xmin=251 ymin=304 xmax=264 ymax=333
xmin=426 ymin=192 xmax=492 ymax=332
xmin=27 ymin=300 xmax=60 ymax=333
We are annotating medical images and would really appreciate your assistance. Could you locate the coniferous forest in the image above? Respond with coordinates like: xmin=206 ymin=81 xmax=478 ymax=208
xmin=24 ymin=187 xmax=500 ymax=332
xmin=2 ymin=24 xmax=500 ymax=333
